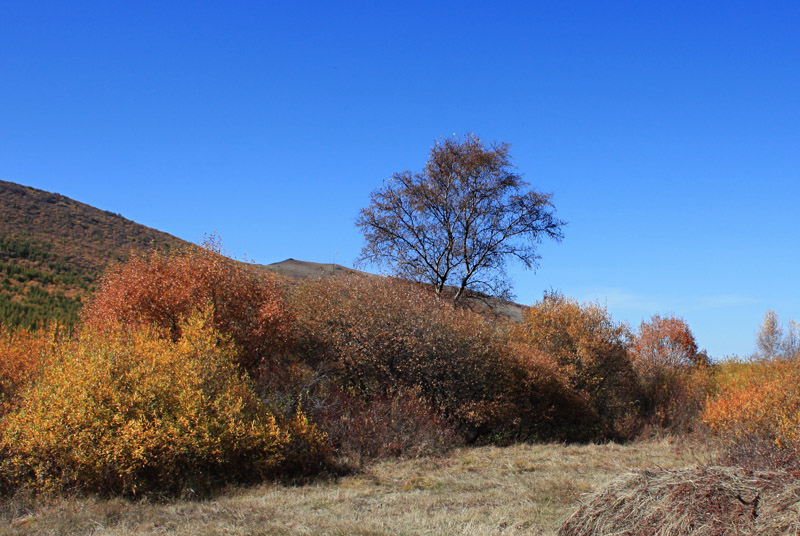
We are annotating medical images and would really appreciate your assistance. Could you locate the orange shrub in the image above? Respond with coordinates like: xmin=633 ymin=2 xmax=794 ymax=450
xmin=82 ymin=239 xmax=294 ymax=373
xmin=704 ymin=360 xmax=800 ymax=450
xmin=630 ymin=315 xmax=712 ymax=431
xmin=0 ymin=325 xmax=58 ymax=416
xmin=630 ymin=314 xmax=705 ymax=376
xmin=0 ymin=310 xmax=326 ymax=495
xmin=291 ymin=275 xmax=518 ymax=438
xmin=513 ymin=292 xmax=640 ymax=440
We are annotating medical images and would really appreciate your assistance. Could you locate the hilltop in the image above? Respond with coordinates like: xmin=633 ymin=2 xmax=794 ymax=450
xmin=265 ymin=258 xmax=364 ymax=280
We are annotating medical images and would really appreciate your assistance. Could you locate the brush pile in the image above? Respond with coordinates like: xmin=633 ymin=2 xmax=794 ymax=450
xmin=558 ymin=466 xmax=800 ymax=536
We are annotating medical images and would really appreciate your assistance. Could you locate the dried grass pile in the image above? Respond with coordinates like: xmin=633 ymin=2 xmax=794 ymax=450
xmin=760 ymin=479 xmax=800 ymax=535
xmin=558 ymin=466 xmax=800 ymax=536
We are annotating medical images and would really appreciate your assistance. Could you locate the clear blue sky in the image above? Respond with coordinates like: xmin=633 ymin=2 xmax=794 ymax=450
xmin=2 ymin=1 xmax=798 ymax=358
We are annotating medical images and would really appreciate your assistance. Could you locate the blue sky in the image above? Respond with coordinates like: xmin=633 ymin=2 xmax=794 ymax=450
xmin=2 ymin=1 xmax=798 ymax=358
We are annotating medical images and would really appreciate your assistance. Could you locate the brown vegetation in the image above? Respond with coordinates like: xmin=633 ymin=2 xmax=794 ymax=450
xmin=3 ymin=208 xmax=800 ymax=536
xmin=290 ymin=274 xmax=590 ymax=444
xmin=559 ymin=466 xmax=796 ymax=536
xmin=0 ymin=180 xmax=188 ymax=273
xmin=290 ymin=274 xmax=516 ymax=438
xmin=512 ymin=292 xmax=641 ymax=440
xmin=631 ymin=314 xmax=713 ymax=432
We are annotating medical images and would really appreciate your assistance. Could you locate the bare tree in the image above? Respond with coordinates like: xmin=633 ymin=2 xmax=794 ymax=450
xmin=785 ymin=320 xmax=800 ymax=359
xmin=755 ymin=310 xmax=784 ymax=360
xmin=753 ymin=310 xmax=800 ymax=361
xmin=356 ymin=134 xmax=565 ymax=302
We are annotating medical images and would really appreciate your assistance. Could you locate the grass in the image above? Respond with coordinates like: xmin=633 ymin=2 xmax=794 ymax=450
xmin=0 ymin=437 xmax=710 ymax=535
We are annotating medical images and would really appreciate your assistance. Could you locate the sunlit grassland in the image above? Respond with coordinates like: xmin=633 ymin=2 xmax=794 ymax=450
xmin=1 ymin=438 xmax=709 ymax=536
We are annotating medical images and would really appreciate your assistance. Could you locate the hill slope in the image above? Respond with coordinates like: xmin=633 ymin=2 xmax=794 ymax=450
xmin=265 ymin=258 xmax=527 ymax=322
xmin=0 ymin=180 xmax=190 ymax=328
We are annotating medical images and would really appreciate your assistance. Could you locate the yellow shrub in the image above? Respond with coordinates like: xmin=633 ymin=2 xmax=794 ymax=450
xmin=0 ymin=310 xmax=325 ymax=495
xmin=704 ymin=360 xmax=800 ymax=447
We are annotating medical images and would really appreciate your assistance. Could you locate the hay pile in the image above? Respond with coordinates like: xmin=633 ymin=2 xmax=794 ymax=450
xmin=558 ymin=466 xmax=800 ymax=535
xmin=760 ymin=480 xmax=800 ymax=535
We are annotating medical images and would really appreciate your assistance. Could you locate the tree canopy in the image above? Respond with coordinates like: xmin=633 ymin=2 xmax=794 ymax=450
xmin=356 ymin=134 xmax=565 ymax=302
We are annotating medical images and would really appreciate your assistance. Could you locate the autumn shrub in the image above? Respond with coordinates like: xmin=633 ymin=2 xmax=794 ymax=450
xmin=82 ymin=239 xmax=294 ymax=373
xmin=513 ymin=292 xmax=641 ymax=440
xmin=704 ymin=359 xmax=800 ymax=470
xmin=499 ymin=340 xmax=597 ymax=442
xmin=641 ymin=366 xmax=713 ymax=434
xmin=630 ymin=315 xmax=712 ymax=432
xmin=0 ymin=310 xmax=327 ymax=496
xmin=291 ymin=274 xmax=520 ymax=439
xmin=0 ymin=325 xmax=61 ymax=416
xmin=254 ymin=356 xmax=463 ymax=462
xmin=312 ymin=385 xmax=460 ymax=464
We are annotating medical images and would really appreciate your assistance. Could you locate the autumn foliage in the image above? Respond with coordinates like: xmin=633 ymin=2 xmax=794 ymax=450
xmin=290 ymin=275 xmax=598 ymax=444
xmin=82 ymin=239 xmax=294 ymax=373
xmin=291 ymin=274 xmax=517 ymax=437
xmin=499 ymin=339 xmax=595 ymax=441
xmin=9 ymin=233 xmax=799 ymax=496
xmin=311 ymin=386 xmax=460 ymax=463
xmin=0 ymin=311 xmax=326 ymax=495
xmin=704 ymin=359 xmax=800 ymax=469
xmin=0 ymin=326 xmax=58 ymax=416
xmin=513 ymin=292 xmax=641 ymax=440
xmin=630 ymin=315 xmax=712 ymax=431
xmin=630 ymin=315 xmax=704 ymax=375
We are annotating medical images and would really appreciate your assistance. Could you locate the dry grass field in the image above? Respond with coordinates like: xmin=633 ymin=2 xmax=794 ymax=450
xmin=0 ymin=438 xmax=709 ymax=536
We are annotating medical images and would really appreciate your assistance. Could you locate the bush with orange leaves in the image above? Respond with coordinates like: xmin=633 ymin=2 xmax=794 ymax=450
xmin=513 ymin=292 xmax=641 ymax=440
xmin=630 ymin=315 xmax=712 ymax=432
xmin=82 ymin=239 xmax=294 ymax=374
xmin=0 ymin=325 xmax=60 ymax=416
xmin=0 ymin=309 xmax=327 ymax=496
xmin=704 ymin=359 xmax=800 ymax=470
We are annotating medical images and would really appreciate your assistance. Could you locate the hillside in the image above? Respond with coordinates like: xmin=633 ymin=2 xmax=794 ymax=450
xmin=0 ymin=180 xmax=190 ymax=329
xmin=266 ymin=258 xmax=527 ymax=322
